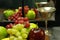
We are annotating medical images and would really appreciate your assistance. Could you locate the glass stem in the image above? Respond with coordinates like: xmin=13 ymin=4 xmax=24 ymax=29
xmin=45 ymin=20 xmax=48 ymax=30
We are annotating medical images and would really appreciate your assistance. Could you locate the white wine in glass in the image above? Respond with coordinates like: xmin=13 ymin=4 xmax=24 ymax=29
xmin=38 ymin=7 xmax=56 ymax=35
xmin=35 ymin=0 xmax=56 ymax=36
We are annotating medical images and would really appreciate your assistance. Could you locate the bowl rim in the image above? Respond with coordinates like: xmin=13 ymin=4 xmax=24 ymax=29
xmin=39 ymin=7 xmax=56 ymax=12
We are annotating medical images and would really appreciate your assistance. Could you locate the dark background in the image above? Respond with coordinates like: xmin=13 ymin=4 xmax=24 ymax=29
xmin=0 ymin=0 xmax=35 ymax=8
xmin=55 ymin=0 xmax=60 ymax=25
xmin=0 ymin=0 xmax=19 ymax=9
xmin=0 ymin=0 xmax=47 ymax=8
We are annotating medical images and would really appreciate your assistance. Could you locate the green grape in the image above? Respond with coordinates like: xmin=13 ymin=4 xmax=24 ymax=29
xmin=9 ymin=36 xmax=15 ymax=40
xmin=12 ymin=26 xmax=18 ymax=30
xmin=15 ymin=32 xmax=21 ymax=37
xmin=21 ymin=28 xmax=28 ymax=34
xmin=21 ymin=33 xmax=28 ymax=39
xmin=23 ymin=39 xmax=27 ymax=40
xmin=29 ymin=23 xmax=38 ymax=30
xmin=26 ymin=28 xmax=31 ymax=34
xmin=7 ymin=29 xmax=12 ymax=34
xmin=17 ymin=36 xmax=23 ymax=40
xmin=13 ymin=24 xmax=24 ymax=31
xmin=11 ymin=29 xmax=19 ymax=34
xmin=7 ymin=29 xmax=19 ymax=35
xmin=14 ymin=37 xmax=18 ymax=40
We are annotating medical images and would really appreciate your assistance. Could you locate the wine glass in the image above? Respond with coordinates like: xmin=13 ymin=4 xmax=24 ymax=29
xmin=39 ymin=7 xmax=56 ymax=35
xmin=35 ymin=0 xmax=56 ymax=36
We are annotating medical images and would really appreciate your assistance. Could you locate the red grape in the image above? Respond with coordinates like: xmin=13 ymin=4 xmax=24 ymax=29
xmin=19 ymin=13 xmax=22 ymax=16
xmin=8 ymin=17 xmax=11 ymax=21
xmin=14 ymin=16 xmax=18 ymax=20
xmin=9 ymin=23 xmax=13 ymax=27
xmin=24 ymin=5 xmax=29 ymax=14
xmin=18 ymin=20 xmax=24 ymax=24
xmin=16 ymin=13 xmax=19 ymax=15
xmin=24 ymin=17 xmax=29 ymax=21
xmin=15 ymin=20 xmax=18 ymax=24
xmin=17 ymin=17 xmax=24 ymax=20
xmin=24 ymin=22 xmax=30 ymax=28
xmin=24 ymin=21 xmax=29 ymax=24
xmin=17 ymin=11 xmax=21 ymax=14
xmin=13 ymin=18 xmax=16 ymax=21
xmin=10 ymin=16 xmax=14 ymax=20
xmin=18 ymin=7 xmax=22 ymax=11
xmin=6 ymin=25 xmax=12 ymax=29
xmin=33 ymin=8 xmax=38 ymax=15
xmin=12 ymin=14 xmax=17 ymax=17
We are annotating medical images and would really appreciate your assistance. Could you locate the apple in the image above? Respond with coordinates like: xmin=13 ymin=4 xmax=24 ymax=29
xmin=26 ymin=10 xmax=36 ymax=20
xmin=3 ymin=10 xmax=15 ymax=18
xmin=0 ymin=26 xmax=8 ymax=40
xmin=28 ymin=28 xmax=45 ymax=40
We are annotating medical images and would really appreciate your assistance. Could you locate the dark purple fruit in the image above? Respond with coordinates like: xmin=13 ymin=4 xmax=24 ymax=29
xmin=28 ymin=28 xmax=45 ymax=40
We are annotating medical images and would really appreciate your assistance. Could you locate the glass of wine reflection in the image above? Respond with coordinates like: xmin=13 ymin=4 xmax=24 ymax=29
xmin=35 ymin=0 xmax=56 ymax=36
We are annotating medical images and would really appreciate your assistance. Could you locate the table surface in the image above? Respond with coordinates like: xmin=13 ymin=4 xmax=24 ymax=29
xmin=46 ymin=27 xmax=60 ymax=40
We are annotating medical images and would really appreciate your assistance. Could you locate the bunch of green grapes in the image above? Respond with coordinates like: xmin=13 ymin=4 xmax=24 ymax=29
xmin=7 ymin=24 xmax=29 ymax=40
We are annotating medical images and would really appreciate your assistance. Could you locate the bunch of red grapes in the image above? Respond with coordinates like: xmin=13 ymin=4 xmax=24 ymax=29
xmin=6 ymin=17 xmax=30 ymax=29
xmin=8 ymin=6 xmax=38 ymax=21
xmin=6 ymin=6 xmax=30 ymax=29
xmin=8 ymin=6 xmax=30 ymax=21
